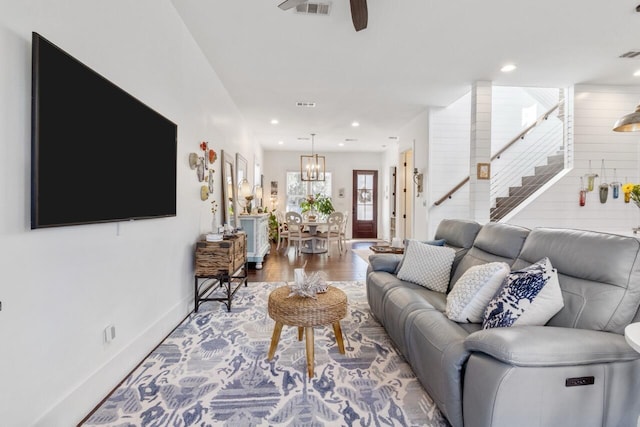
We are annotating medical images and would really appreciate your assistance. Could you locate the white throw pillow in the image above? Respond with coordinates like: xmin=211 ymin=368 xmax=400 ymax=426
xmin=445 ymin=262 xmax=511 ymax=323
xmin=483 ymin=257 xmax=564 ymax=329
xmin=396 ymin=240 xmax=455 ymax=293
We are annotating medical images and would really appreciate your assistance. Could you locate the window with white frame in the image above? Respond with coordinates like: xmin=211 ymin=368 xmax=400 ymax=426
xmin=285 ymin=171 xmax=332 ymax=212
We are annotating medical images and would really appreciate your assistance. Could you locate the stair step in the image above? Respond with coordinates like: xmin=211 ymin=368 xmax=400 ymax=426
xmin=521 ymin=172 xmax=559 ymax=187
xmin=490 ymin=207 xmax=509 ymax=222
xmin=547 ymin=154 xmax=564 ymax=165
xmin=495 ymin=196 xmax=526 ymax=208
xmin=534 ymin=162 xmax=563 ymax=176
xmin=493 ymin=163 xmax=564 ymax=221
xmin=508 ymin=184 xmax=543 ymax=197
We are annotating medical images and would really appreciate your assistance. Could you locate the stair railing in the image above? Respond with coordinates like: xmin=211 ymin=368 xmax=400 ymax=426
xmin=433 ymin=100 xmax=564 ymax=207
xmin=489 ymin=118 xmax=564 ymax=220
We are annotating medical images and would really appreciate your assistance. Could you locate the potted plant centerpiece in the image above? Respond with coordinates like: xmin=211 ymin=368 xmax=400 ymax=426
xmin=300 ymin=193 xmax=335 ymax=221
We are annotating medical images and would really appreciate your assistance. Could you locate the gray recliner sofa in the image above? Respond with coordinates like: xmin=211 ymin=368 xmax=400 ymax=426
xmin=366 ymin=219 xmax=640 ymax=427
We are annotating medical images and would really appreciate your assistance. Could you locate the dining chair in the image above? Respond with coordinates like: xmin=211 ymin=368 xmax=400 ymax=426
xmin=285 ymin=211 xmax=313 ymax=256
xmin=317 ymin=211 xmax=344 ymax=257
xmin=339 ymin=210 xmax=349 ymax=253
xmin=275 ymin=210 xmax=289 ymax=251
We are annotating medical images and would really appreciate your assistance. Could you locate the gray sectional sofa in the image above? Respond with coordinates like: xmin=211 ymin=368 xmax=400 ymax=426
xmin=366 ymin=219 xmax=640 ymax=427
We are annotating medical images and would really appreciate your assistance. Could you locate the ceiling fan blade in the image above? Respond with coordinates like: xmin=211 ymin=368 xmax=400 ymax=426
xmin=350 ymin=0 xmax=368 ymax=31
xmin=278 ymin=0 xmax=308 ymax=10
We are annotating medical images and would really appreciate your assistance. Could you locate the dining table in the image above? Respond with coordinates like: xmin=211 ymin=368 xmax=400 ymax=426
xmin=301 ymin=221 xmax=328 ymax=254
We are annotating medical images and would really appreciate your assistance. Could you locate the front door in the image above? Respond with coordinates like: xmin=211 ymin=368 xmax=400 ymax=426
xmin=352 ymin=170 xmax=378 ymax=238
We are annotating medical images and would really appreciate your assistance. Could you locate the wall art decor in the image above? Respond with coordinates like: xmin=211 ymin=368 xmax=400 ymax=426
xmin=585 ymin=160 xmax=598 ymax=192
xmin=598 ymin=159 xmax=608 ymax=204
xmin=579 ymin=177 xmax=586 ymax=207
xmin=611 ymin=168 xmax=621 ymax=199
xmin=189 ymin=141 xmax=217 ymax=184
xmin=200 ymin=185 xmax=209 ymax=201
xmin=477 ymin=163 xmax=490 ymax=180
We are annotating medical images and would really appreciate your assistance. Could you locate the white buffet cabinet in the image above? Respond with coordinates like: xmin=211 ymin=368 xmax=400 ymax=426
xmin=239 ymin=213 xmax=270 ymax=269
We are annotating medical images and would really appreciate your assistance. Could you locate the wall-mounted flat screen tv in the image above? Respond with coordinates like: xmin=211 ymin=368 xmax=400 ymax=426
xmin=31 ymin=32 xmax=177 ymax=229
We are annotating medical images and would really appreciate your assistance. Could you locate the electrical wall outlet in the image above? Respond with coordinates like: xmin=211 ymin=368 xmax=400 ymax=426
xmin=103 ymin=325 xmax=116 ymax=343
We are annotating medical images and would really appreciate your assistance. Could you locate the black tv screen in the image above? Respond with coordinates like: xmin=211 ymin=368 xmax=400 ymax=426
xmin=31 ymin=32 xmax=177 ymax=229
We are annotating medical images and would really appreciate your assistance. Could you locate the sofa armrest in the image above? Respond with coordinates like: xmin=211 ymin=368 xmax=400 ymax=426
xmin=368 ymin=254 xmax=403 ymax=273
xmin=464 ymin=326 xmax=639 ymax=367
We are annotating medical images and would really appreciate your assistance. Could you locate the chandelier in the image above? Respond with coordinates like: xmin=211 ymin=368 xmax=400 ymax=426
xmin=300 ymin=133 xmax=326 ymax=181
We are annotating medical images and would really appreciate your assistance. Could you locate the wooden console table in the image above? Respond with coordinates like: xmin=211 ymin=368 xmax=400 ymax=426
xmin=194 ymin=233 xmax=247 ymax=312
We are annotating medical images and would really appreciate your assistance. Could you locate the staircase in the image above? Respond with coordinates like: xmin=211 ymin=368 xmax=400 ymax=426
xmin=490 ymin=151 xmax=564 ymax=221
xmin=433 ymin=92 xmax=569 ymax=219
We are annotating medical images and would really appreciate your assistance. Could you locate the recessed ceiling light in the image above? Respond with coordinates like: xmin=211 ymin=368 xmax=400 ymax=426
xmin=278 ymin=140 xmax=284 ymax=145
xmin=351 ymin=121 xmax=360 ymax=127
xmin=634 ymin=70 xmax=640 ymax=77
xmin=501 ymin=64 xmax=517 ymax=73
xmin=338 ymin=142 xmax=344 ymax=147
xmin=270 ymin=119 xmax=279 ymax=125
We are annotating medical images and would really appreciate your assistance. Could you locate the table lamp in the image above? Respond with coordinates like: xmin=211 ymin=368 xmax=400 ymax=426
xmin=239 ymin=179 xmax=253 ymax=214
xmin=254 ymin=185 xmax=263 ymax=209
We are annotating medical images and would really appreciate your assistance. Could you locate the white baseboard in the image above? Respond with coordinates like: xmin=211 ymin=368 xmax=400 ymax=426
xmin=33 ymin=295 xmax=192 ymax=427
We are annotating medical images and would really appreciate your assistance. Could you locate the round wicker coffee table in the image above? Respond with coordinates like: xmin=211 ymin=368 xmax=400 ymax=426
xmin=267 ymin=285 xmax=347 ymax=378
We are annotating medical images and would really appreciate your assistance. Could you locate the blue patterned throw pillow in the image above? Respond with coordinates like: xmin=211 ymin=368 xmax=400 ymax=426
xmin=482 ymin=257 xmax=564 ymax=329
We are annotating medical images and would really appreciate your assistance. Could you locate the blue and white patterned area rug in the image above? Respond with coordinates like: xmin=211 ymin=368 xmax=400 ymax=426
xmin=82 ymin=281 xmax=448 ymax=427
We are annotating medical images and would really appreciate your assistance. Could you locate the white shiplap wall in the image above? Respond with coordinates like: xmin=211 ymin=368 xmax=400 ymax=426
xmin=469 ymin=81 xmax=493 ymax=224
xmin=491 ymin=86 xmax=556 ymax=153
xmin=427 ymin=92 xmax=472 ymax=237
xmin=508 ymin=85 xmax=640 ymax=232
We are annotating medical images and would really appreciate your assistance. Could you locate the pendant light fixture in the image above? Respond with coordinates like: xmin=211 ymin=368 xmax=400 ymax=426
xmin=300 ymin=133 xmax=326 ymax=181
xmin=613 ymin=103 xmax=640 ymax=132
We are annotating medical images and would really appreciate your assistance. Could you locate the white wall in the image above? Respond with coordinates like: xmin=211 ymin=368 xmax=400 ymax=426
xmin=509 ymin=85 xmax=640 ymax=232
xmin=263 ymin=150 xmax=383 ymax=239
xmin=0 ymin=1 xmax=258 ymax=425
xmin=492 ymin=86 xmax=558 ymax=153
xmin=427 ymin=92 xmax=472 ymax=237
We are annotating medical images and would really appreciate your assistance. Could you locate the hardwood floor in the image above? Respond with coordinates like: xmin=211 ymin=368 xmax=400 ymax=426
xmin=246 ymin=240 xmax=380 ymax=283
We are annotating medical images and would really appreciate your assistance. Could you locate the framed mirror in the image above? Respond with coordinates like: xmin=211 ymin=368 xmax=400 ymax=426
xmin=236 ymin=153 xmax=248 ymax=214
xmin=221 ymin=150 xmax=236 ymax=229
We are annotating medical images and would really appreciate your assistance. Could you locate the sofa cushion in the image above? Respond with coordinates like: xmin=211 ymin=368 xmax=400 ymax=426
xmin=434 ymin=219 xmax=482 ymax=280
xmin=394 ymin=238 xmax=446 ymax=274
xmin=368 ymin=253 xmax=403 ymax=274
xmin=405 ymin=309 xmax=472 ymax=427
xmin=382 ymin=285 xmax=447 ymax=357
xmin=396 ymin=240 xmax=455 ymax=293
xmin=512 ymin=228 xmax=640 ymax=334
xmin=365 ymin=271 xmax=406 ymax=325
xmin=434 ymin=218 xmax=482 ymax=249
xmin=482 ymin=258 xmax=564 ymax=329
xmin=449 ymin=222 xmax=530 ymax=290
xmin=445 ymin=262 xmax=511 ymax=323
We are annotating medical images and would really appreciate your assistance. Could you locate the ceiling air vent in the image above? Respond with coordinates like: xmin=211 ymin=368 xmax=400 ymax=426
xmin=296 ymin=101 xmax=317 ymax=107
xmin=295 ymin=2 xmax=331 ymax=15
xmin=619 ymin=50 xmax=640 ymax=59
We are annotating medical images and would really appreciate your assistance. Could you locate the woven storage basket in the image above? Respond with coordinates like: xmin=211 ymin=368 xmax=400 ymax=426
xmin=268 ymin=285 xmax=347 ymax=327
xmin=195 ymin=234 xmax=246 ymax=276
